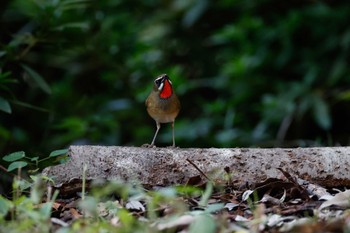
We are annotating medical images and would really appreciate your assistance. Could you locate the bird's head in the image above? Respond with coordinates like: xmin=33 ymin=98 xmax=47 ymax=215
xmin=154 ymin=74 xmax=173 ymax=99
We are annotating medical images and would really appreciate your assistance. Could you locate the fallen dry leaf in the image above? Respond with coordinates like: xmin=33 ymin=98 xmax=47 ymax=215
xmin=155 ymin=215 xmax=195 ymax=231
xmin=319 ymin=190 xmax=350 ymax=210
xmin=125 ymin=200 xmax=145 ymax=212
xmin=69 ymin=208 xmax=82 ymax=219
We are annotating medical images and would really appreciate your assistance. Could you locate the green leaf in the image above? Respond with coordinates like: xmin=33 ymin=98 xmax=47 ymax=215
xmin=7 ymin=161 xmax=28 ymax=171
xmin=337 ymin=90 xmax=350 ymax=101
xmin=49 ymin=149 xmax=68 ymax=157
xmin=182 ymin=0 xmax=209 ymax=27
xmin=199 ymin=182 xmax=213 ymax=207
xmin=21 ymin=64 xmax=52 ymax=94
xmin=189 ymin=214 xmax=216 ymax=233
xmin=0 ymin=195 xmax=13 ymax=217
xmin=41 ymin=175 xmax=55 ymax=184
xmin=117 ymin=208 xmax=134 ymax=226
xmin=30 ymin=176 xmax=45 ymax=204
xmin=28 ymin=168 xmax=40 ymax=174
xmin=11 ymin=100 xmax=48 ymax=112
xmin=40 ymin=202 xmax=54 ymax=219
xmin=61 ymin=0 xmax=89 ymax=10
xmin=3 ymin=151 xmax=25 ymax=162
xmin=157 ymin=187 xmax=177 ymax=197
xmin=205 ymin=203 xmax=224 ymax=213
xmin=0 ymin=71 xmax=12 ymax=81
xmin=0 ymin=51 xmax=7 ymax=58
xmin=31 ymin=156 xmax=39 ymax=161
xmin=18 ymin=179 xmax=32 ymax=191
xmin=0 ymin=96 xmax=11 ymax=114
xmin=79 ymin=196 xmax=98 ymax=217
xmin=176 ymin=185 xmax=201 ymax=196
xmin=54 ymin=22 xmax=90 ymax=31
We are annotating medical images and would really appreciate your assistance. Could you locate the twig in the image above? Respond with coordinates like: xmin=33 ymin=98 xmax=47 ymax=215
xmin=82 ymin=163 xmax=87 ymax=201
xmin=186 ymin=159 xmax=211 ymax=182
xmin=0 ymin=164 xmax=15 ymax=177
xmin=277 ymin=168 xmax=310 ymax=200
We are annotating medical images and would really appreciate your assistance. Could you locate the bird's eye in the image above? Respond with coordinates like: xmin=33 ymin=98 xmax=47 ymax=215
xmin=154 ymin=77 xmax=163 ymax=87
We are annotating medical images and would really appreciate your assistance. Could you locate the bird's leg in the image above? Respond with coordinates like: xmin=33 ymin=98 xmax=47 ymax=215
xmin=171 ymin=121 xmax=175 ymax=147
xmin=151 ymin=121 xmax=161 ymax=146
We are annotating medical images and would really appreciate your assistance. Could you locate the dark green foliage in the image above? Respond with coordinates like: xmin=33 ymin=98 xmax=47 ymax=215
xmin=2 ymin=149 xmax=68 ymax=173
xmin=1 ymin=0 xmax=350 ymax=157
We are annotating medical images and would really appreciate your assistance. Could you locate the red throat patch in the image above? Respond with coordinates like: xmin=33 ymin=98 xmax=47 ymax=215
xmin=159 ymin=79 xmax=173 ymax=99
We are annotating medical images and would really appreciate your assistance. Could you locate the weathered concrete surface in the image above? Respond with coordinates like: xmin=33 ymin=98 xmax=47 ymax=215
xmin=42 ymin=146 xmax=350 ymax=194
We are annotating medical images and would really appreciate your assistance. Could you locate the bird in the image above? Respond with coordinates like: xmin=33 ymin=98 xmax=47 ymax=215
xmin=145 ymin=74 xmax=181 ymax=147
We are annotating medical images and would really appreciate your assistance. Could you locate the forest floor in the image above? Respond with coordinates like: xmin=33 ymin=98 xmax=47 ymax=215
xmin=26 ymin=169 xmax=350 ymax=233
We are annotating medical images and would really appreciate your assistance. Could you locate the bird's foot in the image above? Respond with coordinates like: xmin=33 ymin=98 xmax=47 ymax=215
xmin=141 ymin=143 xmax=156 ymax=148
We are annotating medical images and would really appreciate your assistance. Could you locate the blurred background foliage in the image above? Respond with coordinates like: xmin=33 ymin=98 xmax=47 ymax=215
xmin=1 ymin=0 xmax=350 ymax=159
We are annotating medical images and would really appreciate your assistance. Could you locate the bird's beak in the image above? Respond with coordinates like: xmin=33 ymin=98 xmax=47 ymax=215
xmin=157 ymin=75 xmax=169 ymax=91
xmin=158 ymin=82 xmax=164 ymax=91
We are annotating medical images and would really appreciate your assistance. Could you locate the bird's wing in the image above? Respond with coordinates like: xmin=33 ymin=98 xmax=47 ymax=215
xmin=145 ymin=95 xmax=150 ymax=107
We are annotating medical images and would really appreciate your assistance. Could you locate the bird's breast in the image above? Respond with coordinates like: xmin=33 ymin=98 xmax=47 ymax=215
xmin=146 ymin=94 xmax=180 ymax=123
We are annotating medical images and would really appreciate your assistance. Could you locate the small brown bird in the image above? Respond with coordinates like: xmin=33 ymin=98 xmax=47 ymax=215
xmin=146 ymin=74 xmax=181 ymax=147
